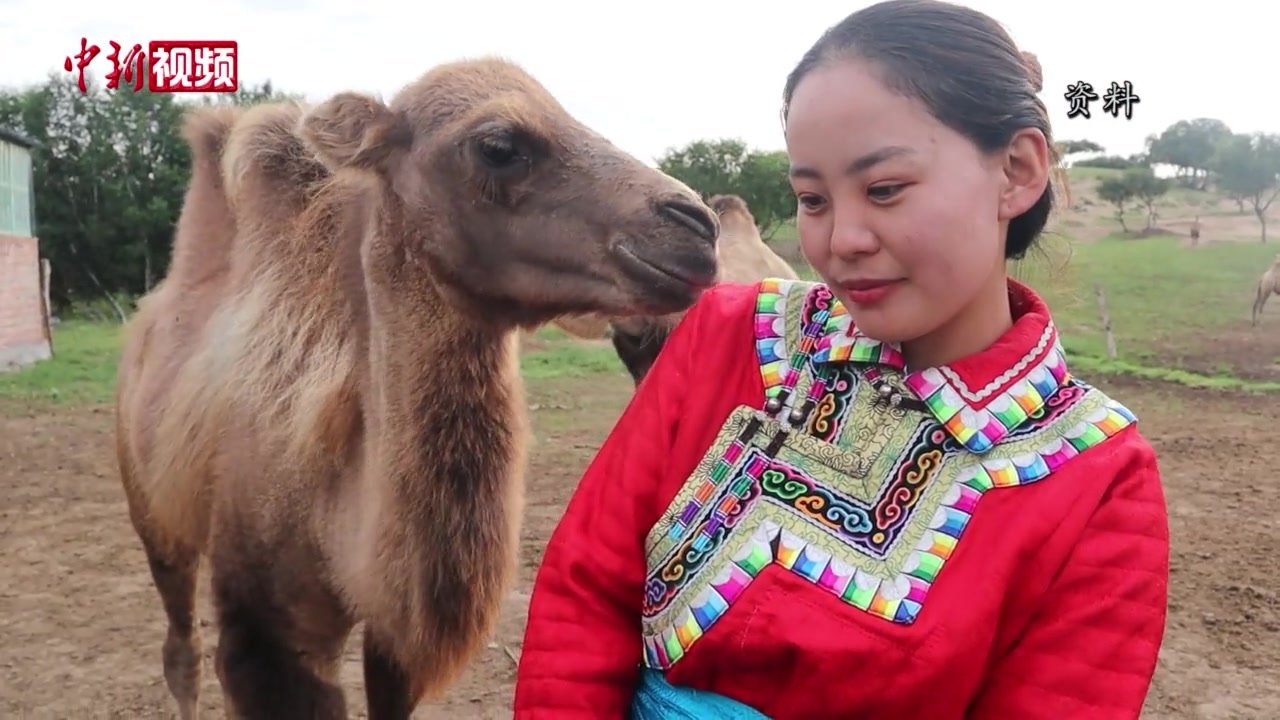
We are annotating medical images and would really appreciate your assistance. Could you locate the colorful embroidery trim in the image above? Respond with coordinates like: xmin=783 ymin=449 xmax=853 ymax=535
xmin=645 ymin=427 xmax=952 ymax=617
xmin=641 ymin=397 xmax=1138 ymax=670
xmin=903 ymin=328 xmax=1070 ymax=454
xmin=753 ymin=278 xmax=1073 ymax=455
xmin=755 ymin=278 xmax=903 ymax=398
xmin=670 ymin=287 xmax=840 ymax=552
xmin=640 ymin=279 xmax=1141 ymax=671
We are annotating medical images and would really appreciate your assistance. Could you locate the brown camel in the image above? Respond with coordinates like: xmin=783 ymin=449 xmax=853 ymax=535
xmin=114 ymin=57 xmax=719 ymax=720
xmin=607 ymin=193 xmax=799 ymax=383
xmin=1252 ymin=254 xmax=1280 ymax=326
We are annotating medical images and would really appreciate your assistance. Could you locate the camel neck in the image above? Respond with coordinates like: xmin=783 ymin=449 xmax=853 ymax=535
xmin=363 ymin=301 xmax=521 ymax=512
xmin=335 ymin=189 xmax=526 ymax=676
xmin=359 ymin=190 xmax=523 ymax=515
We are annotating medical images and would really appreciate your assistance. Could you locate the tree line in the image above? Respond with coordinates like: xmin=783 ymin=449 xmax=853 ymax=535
xmin=659 ymin=119 xmax=1280 ymax=245
xmin=3 ymin=68 xmax=1278 ymax=314
xmin=0 ymin=72 xmax=298 ymax=314
xmin=1066 ymin=118 xmax=1280 ymax=242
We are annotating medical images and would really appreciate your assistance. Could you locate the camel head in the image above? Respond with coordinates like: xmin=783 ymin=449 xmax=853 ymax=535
xmin=709 ymin=194 xmax=755 ymax=226
xmin=298 ymin=57 xmax=720 ymax=327
xmin=608 ymin=193 xmax=798 ymax=360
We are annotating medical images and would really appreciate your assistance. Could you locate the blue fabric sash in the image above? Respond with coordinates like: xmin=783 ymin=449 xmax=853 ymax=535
xmin=631 ymin=669 xmax=771 ymax=720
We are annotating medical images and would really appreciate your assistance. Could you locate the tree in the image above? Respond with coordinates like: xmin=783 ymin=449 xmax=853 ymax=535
xmin=199 ymin=79 xmax=305 ymax=107
xmin=0 ymin=71 xmax=301 ymax=311
xmin=657 ymin=138 xmax=748 ymax=198
xmin=1211 ymin=131 xmax=1280 ymax=243
xmin=1075 ymin=155 xmax=1140 ymax=171
xmin=1125 ymin=166 xmax=1171 ymax=231
xmin=1059 ymin=139 xmax=1104 ymax=155
xmin=1146 ymin=118 xmax=1232 ymax=189
xmin=734 ymin=150 xmax=792 ymax=240
xmin=1096 ymin=174 xmax=1136 ymax=233
xmin=657 ymin=138 xmax=795 ymax=240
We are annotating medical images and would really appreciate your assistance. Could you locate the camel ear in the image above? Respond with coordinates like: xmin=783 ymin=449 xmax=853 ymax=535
xmin=299 ymin=92 xmax=412 ymax=174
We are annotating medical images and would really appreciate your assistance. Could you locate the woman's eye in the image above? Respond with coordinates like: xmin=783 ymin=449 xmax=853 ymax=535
xmin=797 ymin=194 xmax=826 ymax=211
xmin=868 ymin=184 xmax=905 ymax=202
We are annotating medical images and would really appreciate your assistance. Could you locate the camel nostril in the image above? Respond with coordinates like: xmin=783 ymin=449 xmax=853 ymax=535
xmin=657 ymin=198 xmax=719 ymax=244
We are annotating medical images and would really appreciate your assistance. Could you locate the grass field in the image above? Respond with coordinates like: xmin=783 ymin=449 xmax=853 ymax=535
xmin=1018 ymin=235 xmax=1280 ymax=388
xmin=0 ymin=321 xmax=634 ymax=410
xmin=4 ymin=175 xmax=1280 ymax=407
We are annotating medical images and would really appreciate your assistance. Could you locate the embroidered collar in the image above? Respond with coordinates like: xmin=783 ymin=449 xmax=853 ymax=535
xmin=758 ymin=278 xmax=1071 ymax=454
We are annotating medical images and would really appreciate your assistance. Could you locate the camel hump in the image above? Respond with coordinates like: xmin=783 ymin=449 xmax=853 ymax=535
xmin=181 ymin=105 xmax=240 ymax=170
xmin=709 ymin=194 xmax=753 ymax=222
xmin=219 ymin=101 xmax=330 ymax=218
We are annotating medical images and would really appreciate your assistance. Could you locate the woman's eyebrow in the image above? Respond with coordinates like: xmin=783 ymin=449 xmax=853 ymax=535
xmin=790 ymin=145 xmax=915 ymax=179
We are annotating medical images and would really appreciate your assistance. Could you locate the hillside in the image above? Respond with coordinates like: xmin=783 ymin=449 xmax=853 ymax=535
xmin=763 ymin=166 xmax=1280 ymax=387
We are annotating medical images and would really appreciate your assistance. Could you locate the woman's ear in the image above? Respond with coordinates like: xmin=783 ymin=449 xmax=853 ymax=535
xmin=998 ymin=127 xmax=1051 ymax=221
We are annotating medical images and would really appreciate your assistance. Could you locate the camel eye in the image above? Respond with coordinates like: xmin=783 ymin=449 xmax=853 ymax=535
xmin=476 ymin=135 xmax=525 ymax=171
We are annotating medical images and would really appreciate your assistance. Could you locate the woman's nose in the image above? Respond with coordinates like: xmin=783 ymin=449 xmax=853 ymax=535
xmin=829 ymin=209 xmax=880 ymax=258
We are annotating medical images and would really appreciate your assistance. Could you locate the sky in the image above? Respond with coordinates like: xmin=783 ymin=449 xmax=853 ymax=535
xmin=0 ymin=0 xmax=1273 ymax=166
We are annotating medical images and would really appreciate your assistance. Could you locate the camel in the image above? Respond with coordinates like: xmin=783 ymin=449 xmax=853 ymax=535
xmin=113 ymin=57 xmax=720 ymax=719
xmin=606 ymin=193 xmax=800 ymax=384
xmin=1252 ymin=254 xmax=1280 ymax=326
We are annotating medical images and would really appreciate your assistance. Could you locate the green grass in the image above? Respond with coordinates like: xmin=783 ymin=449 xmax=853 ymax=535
xmin=519 ymin=325 xmax=627 ymax=380
xmin=1068 ymin=354 xmax=1280 ymax=393
xmin=768 ymin=188 xmax=1279 ymax=392
xmin=1015 ymin=233 xmax=1279 ymax=389
xmin=5 ymin=184 xmax=1277 ymax=408
xmin=0 ymin=320 xmax=123 ymax=407
xmin=1064 ymin=165 xmax=1124 ymax=182
xmin=0 ymin=320 xmax=628 ymax=410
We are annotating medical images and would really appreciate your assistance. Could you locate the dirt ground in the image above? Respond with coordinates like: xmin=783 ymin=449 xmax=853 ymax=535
xmin=1 ymin=372 xmax=1277 ymax=719
xmin=1150 ymin=325 xmax=1280 ymax=382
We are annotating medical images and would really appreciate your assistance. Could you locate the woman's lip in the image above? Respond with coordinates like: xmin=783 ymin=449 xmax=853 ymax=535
xmin=841 ymin=278 xmax=901 ymax=291
xmin=839 ymin=278 xmax=904 ymax=305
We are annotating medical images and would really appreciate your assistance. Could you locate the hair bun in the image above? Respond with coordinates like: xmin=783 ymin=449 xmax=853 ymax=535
xmin=1020 ymin=51 xmax=1043 ymax=93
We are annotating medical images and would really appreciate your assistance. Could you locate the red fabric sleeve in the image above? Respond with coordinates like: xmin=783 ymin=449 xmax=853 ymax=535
xmin=967 ymin=431 xmax=1170 ymax=720
xmin=512 ymin=293 xmax=716 ymax=719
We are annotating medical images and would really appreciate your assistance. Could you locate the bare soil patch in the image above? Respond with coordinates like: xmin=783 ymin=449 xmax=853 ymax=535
xmin=1 ymin=373 xmax=1276 ymax=718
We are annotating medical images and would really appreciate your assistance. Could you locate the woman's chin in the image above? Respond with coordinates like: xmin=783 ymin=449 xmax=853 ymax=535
xmin=846 ymin=308 xmax=921 ymax=346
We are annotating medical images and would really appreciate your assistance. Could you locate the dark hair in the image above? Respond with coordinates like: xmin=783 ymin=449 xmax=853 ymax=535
xmin=782 ymin=0 xmax=1055 ymax=260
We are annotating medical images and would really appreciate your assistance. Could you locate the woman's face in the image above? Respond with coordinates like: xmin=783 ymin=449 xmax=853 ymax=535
xmin=784 ymin=57 xmax=1042 ymax=351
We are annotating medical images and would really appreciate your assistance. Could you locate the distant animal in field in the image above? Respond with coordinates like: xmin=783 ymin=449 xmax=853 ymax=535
xmin=1252 ymin=254 xmax=1280 ymax=326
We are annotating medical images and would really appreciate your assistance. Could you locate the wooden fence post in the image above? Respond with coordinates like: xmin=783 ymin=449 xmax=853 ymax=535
xmin=38 ymin=257 xmax=53 ymax=356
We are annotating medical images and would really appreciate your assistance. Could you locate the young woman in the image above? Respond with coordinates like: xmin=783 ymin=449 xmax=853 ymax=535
xmin=513 ymin=1 xmax=1170 ymax=718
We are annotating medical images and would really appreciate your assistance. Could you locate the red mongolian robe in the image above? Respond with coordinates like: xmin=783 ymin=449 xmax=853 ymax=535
xmin=514 ymin=277 xmax=1169 ymax=720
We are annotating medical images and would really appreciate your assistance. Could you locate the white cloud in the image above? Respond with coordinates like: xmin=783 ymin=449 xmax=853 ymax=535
xmin=0 ymin=0 xmax=1271 ymax=165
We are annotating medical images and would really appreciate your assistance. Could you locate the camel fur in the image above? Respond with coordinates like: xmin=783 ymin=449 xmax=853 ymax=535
xmin=114 ymin=57 xmax=719 ymax=720
xmin=1252 ymin=254 xmax=1280 ymax=326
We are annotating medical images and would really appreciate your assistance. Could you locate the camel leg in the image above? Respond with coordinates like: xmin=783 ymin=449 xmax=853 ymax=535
xmin=138 ymin=533 xmax=203 ymax=720
xmin=211 ymin=558 xmax=347 ymax=719
xmin=120 ymin=454 xmax=204 ymax=720
xmin=610 ymin=322 xmax=671 ymax=386
xmin=363 ymin=625 xmax=414 ymax=720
